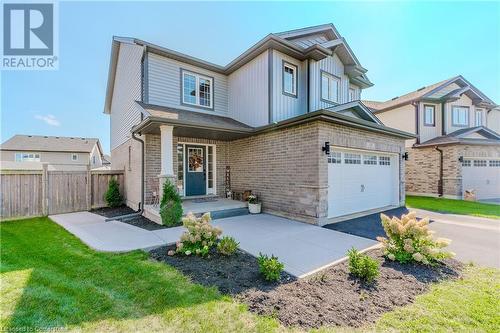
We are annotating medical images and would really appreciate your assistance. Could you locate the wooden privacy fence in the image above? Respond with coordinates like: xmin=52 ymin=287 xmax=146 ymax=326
xmin=0 ymin=166 xmax=124 ymax=220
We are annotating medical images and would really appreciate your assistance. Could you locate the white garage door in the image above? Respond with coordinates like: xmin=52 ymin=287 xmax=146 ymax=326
xmin=462 ymin=159 xmax=500 ymax=200
xmin=328 ymin=149 xmax=399 ymax=218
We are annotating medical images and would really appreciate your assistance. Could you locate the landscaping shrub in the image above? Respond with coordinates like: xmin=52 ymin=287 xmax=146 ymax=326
xmin=159 ymin=179 xmax=183 ymax=226
xmin=347 ymin=248 xmax=380 ymax=283
xmin=176 ymin=212 xmax=222 ymax=257
xmin=257 ymin=253 xmax=284 ymax=281
xmin=377 ymin=212 xmax=455 ymax=265
xmin=217 ymin=236 xmax=239 ymax=256
xmin=104 ymin=177 xmax=123 ymax=207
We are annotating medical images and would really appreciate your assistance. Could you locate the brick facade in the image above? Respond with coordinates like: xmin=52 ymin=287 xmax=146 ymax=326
xmin=406 ymin=144 xmax=500 ymax=198
xmin=141 ymin=120 xmax=407 ymax=225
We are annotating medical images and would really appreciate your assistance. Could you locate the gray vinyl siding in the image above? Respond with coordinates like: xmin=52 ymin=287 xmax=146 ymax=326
xmin=147 ymin=52 xmax=229 ymax=115
xmin=288 ymin=33 xmax=329 ymax=48
xmin=228 ymin=50 xmax=269 ymax=127
xmin=271 ymin=50 xmax=307 ymax=122
xmin=309 ymin=54 xmax=351 ymax=111
xmin=110 ymin=43 xmax=143 ymax=150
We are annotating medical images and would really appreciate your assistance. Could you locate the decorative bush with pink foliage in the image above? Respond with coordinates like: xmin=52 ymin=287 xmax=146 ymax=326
xmin=377 ymin=212 xmax=454 ymax=265
xmin=176 ymin=212 xmax=222 ymax=257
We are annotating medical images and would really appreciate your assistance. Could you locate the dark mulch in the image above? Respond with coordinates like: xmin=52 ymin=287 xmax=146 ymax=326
xmin=149 ymin=245 xmax=296 ymax=295
xmin=91 ymin=206 xmax=169 ymax=231
xmin=239 ymin=249 xmax=463 ymax=329
xmin=151 ymin=245 xmax=462 ymax=329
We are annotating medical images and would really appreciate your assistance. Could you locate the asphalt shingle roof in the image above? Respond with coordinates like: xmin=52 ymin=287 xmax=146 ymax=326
xmin=0 ymin=135 xmax=100 ymax=153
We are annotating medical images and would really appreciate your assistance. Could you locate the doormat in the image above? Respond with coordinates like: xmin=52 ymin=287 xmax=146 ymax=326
xmin=192 ymin=198 xmax=218 ymax=203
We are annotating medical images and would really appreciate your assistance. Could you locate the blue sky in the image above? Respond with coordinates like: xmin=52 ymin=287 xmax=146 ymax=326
xmin=2 ymin=1 xmax=499 ymax=153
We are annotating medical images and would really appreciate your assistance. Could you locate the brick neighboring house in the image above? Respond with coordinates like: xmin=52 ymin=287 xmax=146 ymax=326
xmin=0 ymin=135 xmax=105 ymax=171
xmin=104 ymin=24 xmax=414 ymax=225
xmin=364 ymin=76 xmax=500 ymax=201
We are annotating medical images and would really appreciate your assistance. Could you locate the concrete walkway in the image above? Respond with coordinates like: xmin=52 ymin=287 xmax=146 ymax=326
xmin=50 ymin=212 xmax=183 ymax=252
xmin=50 ymin=212 xmax=376 ymax=277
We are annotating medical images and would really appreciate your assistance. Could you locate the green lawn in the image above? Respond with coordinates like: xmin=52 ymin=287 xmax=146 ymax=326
xmin=1 ymin=217 xmax=499 ymax=332
xmin=406 ymin=195 xmax=500 ymax=219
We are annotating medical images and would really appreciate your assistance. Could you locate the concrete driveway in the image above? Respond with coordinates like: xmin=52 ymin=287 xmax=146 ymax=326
xmin=325 ymin=207 xmax=500 ymax=268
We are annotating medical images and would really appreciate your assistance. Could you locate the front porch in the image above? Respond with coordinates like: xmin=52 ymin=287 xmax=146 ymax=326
xmin=144 ymin=197 xmax=248 ymax=224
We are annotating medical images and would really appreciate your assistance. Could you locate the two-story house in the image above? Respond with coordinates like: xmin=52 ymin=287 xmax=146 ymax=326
xmin=0 ymin=135 xmax=105 ymax=171
xmin=104 ymin=24 xmax=414 ymax=225
xmin=364 ymin=76 xmax=500 ymax=201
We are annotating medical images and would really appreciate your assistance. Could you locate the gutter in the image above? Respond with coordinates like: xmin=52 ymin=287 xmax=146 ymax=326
xmin=105 ymin=131 xmax=145 ymax=222
xmin=435 ymin=146 xmax=444 ymax=197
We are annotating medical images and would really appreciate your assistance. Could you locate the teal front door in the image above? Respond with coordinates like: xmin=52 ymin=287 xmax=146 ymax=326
xmin=185 ymin=145 xmax=206 ymax=196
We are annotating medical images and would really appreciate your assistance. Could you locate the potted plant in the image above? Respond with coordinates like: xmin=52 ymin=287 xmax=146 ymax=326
xmin=247 ymin=195 xmax=261 ymax=214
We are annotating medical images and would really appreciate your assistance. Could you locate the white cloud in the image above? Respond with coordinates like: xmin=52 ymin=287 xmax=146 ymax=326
xmin=35 ymin=114 xmax=60 ymax=127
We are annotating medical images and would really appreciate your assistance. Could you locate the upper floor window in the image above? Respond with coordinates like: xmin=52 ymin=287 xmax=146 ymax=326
xmin=71 ymin=153 xmax=78 ymax=161
xmin=321 ymin=71 xmax=340 ymax=103
xmin=92 ymin=155 xmax=96 ymax=164
xmin=282 ymin=62 xmax=297 ymax=97
xmin=181 ymin=70 xmax=213 ymax=109
xmin=424 ymin=105 xmax=435 ymax=126
xmin=475 ymin=109 xmax=484 ymax=126
xmin=348 ymin=88 xmax=356 ymax=102
xmin=452 ymin=106 xmax=469 ymax=127
xmin=15 ymin=152 xmax=40 ymax=162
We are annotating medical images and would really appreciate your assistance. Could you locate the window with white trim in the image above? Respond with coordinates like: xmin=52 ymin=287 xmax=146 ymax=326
xmin=473 ymin=160 xmax=487 ymax=167
xmin=344 ymin=153 xmax=361 ymax=164
xmin=488 ymin=160 xmax=500 ymax=167
xmin=452 ymin=106 xmax=469 ymax=127
xmin=475 ymin=110 xmax=484 ymax=126
xmin=282 ymin=62 xmax=297 ymax=96
xmin=15 ymin=152 xmax=40 ymax=162
xmin=92 ymin=155 xmax=96 ymax=164
xmin=379 ymin=156 xmax=391 ymax=166
xmin=348 ymin=88 xmax=356 ymax=102
xmin=321 ymin=72 xmax=340 ymax=103
xmin=182 ymin=70 xmax=213 ymax=108
xmin=363 ymin=155 xmax=377 ymax=165
xmin=72 ymin=153 xmax=78 ymax=161
xmin=328 ymin=151 xmax=342 ymax=164
xmin=462 ymin=160 xmax=472 ymax=167
xmin=424 ymin=105 xmax=435 ymax=126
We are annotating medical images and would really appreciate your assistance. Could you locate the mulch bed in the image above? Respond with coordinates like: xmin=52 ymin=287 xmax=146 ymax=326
xmin=150 ymin=246 xmax=462 ymax=329
xmin=149 ymin=245 xmax=296 ymax=294
xmin=91 ymin=206 xmax=169 ymax=231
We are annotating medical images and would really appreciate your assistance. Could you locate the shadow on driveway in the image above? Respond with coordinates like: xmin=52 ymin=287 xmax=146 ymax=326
xmin=323 ymin=207 xmax=410 ymax=240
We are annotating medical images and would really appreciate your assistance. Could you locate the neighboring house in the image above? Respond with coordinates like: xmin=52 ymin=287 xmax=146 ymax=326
xmin=104 ymin=24 xmax=414 ymax=225
xmin=364 ymin=76 xmax=500 ymax=200
xmin=0 ymin=135 xmax=105 ymax=171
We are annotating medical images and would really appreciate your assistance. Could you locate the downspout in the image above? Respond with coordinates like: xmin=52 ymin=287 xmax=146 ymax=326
xmin=435 ymin=146 xmax=443 ymax=197
xmin=106 ymin=131 xmax=145 ymax=222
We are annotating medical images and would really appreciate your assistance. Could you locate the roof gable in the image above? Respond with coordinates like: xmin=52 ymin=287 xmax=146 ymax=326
xmin=325 ymin=101 xmax=383 ymax=125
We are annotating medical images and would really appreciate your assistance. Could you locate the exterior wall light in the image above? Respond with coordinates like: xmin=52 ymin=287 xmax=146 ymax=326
xmin=402 ymin=152 xmax=409 ymax=161
xmin=458 ymin=156 xmax=464 ymax=163
xmin=322 ymin=142 xmax=330 ymax=155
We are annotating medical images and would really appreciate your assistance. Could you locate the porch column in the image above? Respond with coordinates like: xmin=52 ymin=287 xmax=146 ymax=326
xmin=159 ymin=125 xmax=175 ymax=196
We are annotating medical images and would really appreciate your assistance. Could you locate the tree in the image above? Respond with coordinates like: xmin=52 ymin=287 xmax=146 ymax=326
xmin=159 ymin=179 xmax=183 ymax=226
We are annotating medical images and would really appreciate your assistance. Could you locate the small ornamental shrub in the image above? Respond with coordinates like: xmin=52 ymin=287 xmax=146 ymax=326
xmin=176 ymin=212 xmax=222 ymax=257
xmin=247 ymin=195 xmax=258 ymax=204
xmin=217 ymin=236 xmax=239 ymax=256
xmin=377 ymin=212 xmax=455 ymax=265
xmin=347 ymin=248 xmax=380 ymax=283
xmin=104 ymin=177 xmax=122 ymax=207
xmin=159 ymin=179 xmax=183 ymax=227
xmin=257 ymin=253 xmax=284 ymax=281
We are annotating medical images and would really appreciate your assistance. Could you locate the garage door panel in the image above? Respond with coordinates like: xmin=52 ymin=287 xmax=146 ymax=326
xmin=328 ymin=150 xmax=399 ymax=218
xmin=462 ymin=159 xmax=500 ymax=200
